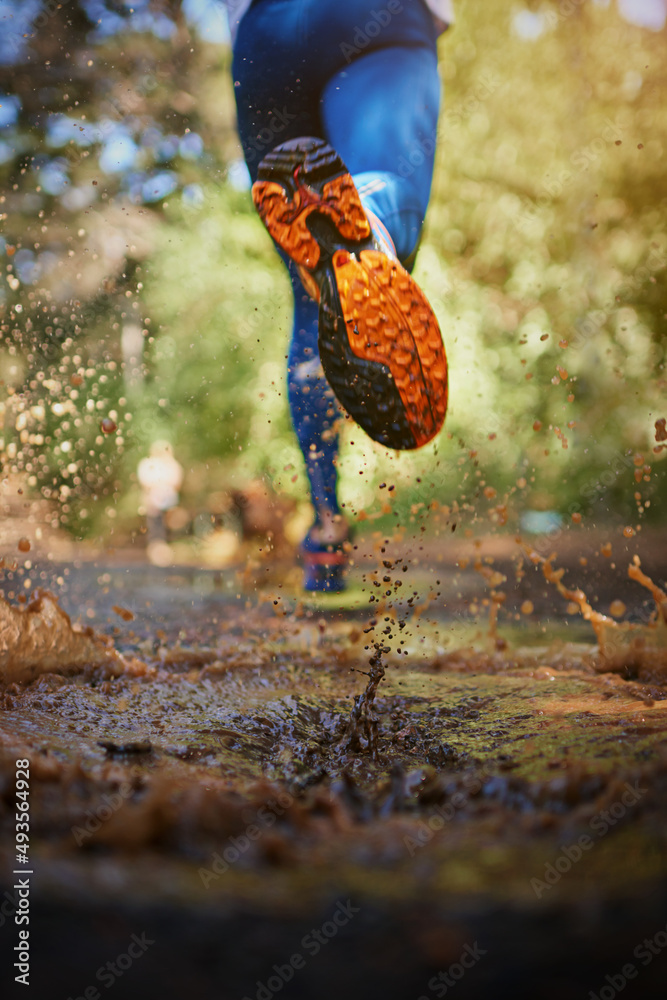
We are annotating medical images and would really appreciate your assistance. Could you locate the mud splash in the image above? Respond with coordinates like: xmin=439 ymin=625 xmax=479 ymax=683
xmin=629 ymin=554 xmax=667 ymax=621
xmin=522 ymin=542 xmax=667 ymax=679
xmin=0 ymin=588 xmax=129 ymax=683
xmin=345 ymin=641 xmax=386 ymax=758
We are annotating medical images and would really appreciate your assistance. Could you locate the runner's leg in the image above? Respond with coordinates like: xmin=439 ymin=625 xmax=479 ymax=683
xmin=232 ymin=3 xmax=343 ymax=530
xmin=232 ymin=0 xmax=442 ymax=568
xmin=322 ymin=43 xmax=440 ymax=269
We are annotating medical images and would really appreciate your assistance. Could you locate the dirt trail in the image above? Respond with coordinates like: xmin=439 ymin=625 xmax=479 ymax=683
xmin=2 ymin=526 xmax=667 ymax=998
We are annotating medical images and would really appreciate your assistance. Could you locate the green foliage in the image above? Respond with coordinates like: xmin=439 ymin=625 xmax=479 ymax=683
xmin=136 ymin=184 xmax=296 ymax=481
xmin=414 ymin=0 xmax=667 ymax=522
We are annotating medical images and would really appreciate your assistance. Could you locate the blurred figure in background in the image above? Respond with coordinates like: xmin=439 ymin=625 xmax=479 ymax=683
xmin=225 ymin=0 xmax=452 ymax=590
xmin=138 ymin=440 xmax=184 ymax=564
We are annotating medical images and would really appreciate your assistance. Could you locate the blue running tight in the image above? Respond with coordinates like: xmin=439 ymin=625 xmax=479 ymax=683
xmin=232 ymin=0 xmax=441 ymax=520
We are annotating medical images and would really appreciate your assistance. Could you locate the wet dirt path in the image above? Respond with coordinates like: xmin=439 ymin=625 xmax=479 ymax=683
xmin=1 ymin=530 xmax=667 ymax=998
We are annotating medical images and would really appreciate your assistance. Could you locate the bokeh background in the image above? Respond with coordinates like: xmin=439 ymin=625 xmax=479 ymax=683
xmin=0 ymin=0 xmax=665 ymax=563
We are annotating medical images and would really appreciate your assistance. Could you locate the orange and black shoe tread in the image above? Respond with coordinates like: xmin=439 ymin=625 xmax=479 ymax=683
xmin=252 ymin=137 xmax=448 ymax=451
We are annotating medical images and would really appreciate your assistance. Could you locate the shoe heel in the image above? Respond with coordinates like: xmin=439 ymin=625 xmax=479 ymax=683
xmin=252 ymin=138 xmax=370 ymax=270
xmin=255 ymin=137 xmax=345 ymax=190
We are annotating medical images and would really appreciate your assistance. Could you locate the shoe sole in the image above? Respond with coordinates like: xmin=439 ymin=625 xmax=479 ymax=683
xmin=252 ymin=137 xmax=448 ymax=450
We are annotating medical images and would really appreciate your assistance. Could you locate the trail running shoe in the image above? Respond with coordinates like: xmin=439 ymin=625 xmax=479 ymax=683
xmin=300 ymin=515 xmax=351 ymax=593
xmin=252 ymin=137 xmax=448 ymax=451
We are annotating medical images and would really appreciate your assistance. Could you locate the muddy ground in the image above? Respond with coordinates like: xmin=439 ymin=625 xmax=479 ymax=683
xmin=1 ymin=526 xmax=667 ymax=999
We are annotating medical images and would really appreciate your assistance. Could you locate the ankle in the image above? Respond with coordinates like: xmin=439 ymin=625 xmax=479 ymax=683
xmin=307 ymin=508 xmax=349 ymax=547
xmin=363 ymin=206 xmax=397 ymax=260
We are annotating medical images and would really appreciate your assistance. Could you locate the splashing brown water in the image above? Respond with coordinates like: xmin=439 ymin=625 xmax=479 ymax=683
xmin=345 ymin=641 xmax=386 ymax=758
xmin=0 ymin=588 xmax=128 ymax=683
xmin=521 ymin=541 xmax=667 ymax=673
xmin=628 ymin=554 xmax=667 ymax=622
